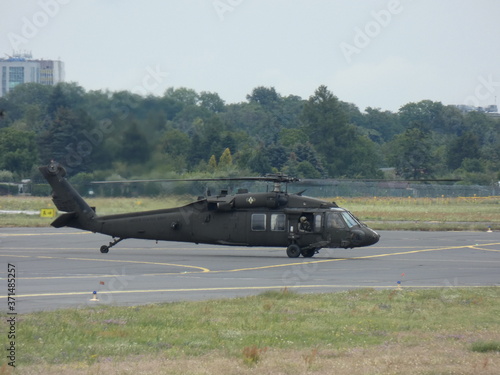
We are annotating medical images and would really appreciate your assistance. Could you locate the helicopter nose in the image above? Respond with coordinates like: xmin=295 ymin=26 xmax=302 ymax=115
xmin=352 ymin=228 xmax=380 ymax=247
xmin=349 ymin=228 xmax=380 ymax=247
xmin=364 ymin=228 xmax=380 ymax=246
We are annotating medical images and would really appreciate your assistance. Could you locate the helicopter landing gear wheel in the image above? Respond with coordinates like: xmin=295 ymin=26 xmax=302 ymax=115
xmin=99 ymin=237 xmax=124 ymax=254
xmin=286 ymin=244 xmax=301 ymax=258
xmin=301 ymin=248 xmax=315 ymax=258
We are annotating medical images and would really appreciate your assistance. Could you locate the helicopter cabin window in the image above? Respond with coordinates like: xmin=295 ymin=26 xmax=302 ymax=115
xmin=271 ymin=214 xmax=286 ymax=231
xmin=314 ymin=214 xmax=322 ymax=233
xmin=251 ymin=214 xmax=266 ymax=231
xmin=327 ymin=212 xmax=346 ymax=229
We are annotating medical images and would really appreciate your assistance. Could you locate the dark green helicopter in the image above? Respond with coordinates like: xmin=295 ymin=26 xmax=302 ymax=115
xmin=39 ymin=161 xmax=380 ymax=258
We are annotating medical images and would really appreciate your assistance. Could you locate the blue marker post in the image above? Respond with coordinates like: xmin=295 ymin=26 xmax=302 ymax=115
xmin=397 ymin=273 xmax=405 ymax=290
xmin=90 ymin=290 xmax=99 ymax=302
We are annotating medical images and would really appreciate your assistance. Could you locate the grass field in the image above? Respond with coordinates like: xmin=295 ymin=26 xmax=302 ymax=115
xmin=5 ymin=288 xmax=500 ymax=374
xmin=1 ymin=195 xmax=499 ymax=230
xmin=336 ymin=196 xmax=500 ymax=231
xmin=2 ymin=196 xmax=500 ymax=374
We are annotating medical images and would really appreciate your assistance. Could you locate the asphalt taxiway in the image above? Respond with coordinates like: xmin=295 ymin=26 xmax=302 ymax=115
xmin=1 ymin=228 xmax=499 ymax=313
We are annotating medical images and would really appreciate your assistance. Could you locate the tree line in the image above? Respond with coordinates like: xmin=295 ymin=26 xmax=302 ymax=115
xmin=0 ymin=82 xmax=499 ymax=186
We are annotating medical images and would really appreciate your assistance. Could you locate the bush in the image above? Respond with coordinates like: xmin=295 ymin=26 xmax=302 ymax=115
xmin=0 ymin=169 xmax=14 ymax=182
xmin=31 ymin=184 xmax=51 ymax=196
xmin=471 ymin=341 xmax=500 ymax=353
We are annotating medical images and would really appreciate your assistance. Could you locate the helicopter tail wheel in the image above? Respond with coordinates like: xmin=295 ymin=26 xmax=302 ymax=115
xmin=99 ymin=237 xmax=124 ymax=253
xmin=286 ymin=244 xmax=301 ymax=258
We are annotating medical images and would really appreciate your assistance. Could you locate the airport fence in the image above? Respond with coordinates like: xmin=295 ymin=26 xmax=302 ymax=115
xmin=58 ymin=179 xmax=500 ymax=199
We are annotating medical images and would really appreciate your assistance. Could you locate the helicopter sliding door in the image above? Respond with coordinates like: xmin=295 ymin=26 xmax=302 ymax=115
xmin=246 ymin=212 xmax=288 ymax=247
xmin=289 ymin=212 xmax=324 ymax=247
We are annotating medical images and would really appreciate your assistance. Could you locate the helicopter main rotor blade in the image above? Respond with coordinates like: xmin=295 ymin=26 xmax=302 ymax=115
xmin=91 ymin=175 xmax=299 ymax=184
xmin=299 ymin=178 xmax=462 ymax=183
xmin=90 ymin=175 xmax=460 ymax=185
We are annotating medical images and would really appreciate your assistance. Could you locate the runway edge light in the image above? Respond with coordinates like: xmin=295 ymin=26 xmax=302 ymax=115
xmin=90 ymin=291 xmax=99 ymax=302
xmin=396 ymin=273 xmax=405 ymax=289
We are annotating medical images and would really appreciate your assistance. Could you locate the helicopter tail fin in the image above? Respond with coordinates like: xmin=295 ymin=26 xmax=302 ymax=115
xmin=39 ymin=161 xmax=96 ymax=230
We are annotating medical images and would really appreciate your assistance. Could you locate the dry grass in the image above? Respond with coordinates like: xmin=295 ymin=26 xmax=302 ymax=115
xmin=16 ymin=335 xmax=500 ymax=375
xmin=8 ymin=288 xmax=500 ymax=374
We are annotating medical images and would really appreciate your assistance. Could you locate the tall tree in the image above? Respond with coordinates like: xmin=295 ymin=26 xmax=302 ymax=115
xmin=248 ymin=146 xmax=272 ymax=175
xmin=164 ymin=87 xmax=199 ymax=106
xmin=1 ymin=83 xmax=52 ymax=126
xmin=47 ymin=82 xmax=86 ymax=118
xmin=47 ymin=84 xmax=69 ymax=119
xmin=37 ymin=107 xmax=97 ymax=174
xmin=398 ymin=100 xmax=461 ymax=135
xmin=447 ymin=131 xmax=481 ymax=170
xmin=161 ymin=129 xmax=191 ymax=158
xmin=246 ymin=86 xmax=280 ymax=109
xmin=387 ymin=127 xmax=434 ymax=179
xmin=0 ymin=127 xmax=36 ymax=176
xmin=301 ymin=85 xmax=380 ymax=177
xmin=302 ymin=85 xmax=345 ymax=175
xmin=119 ymin=122 xmax=150 ymax=164
xmin=199 ymin=91 xmax=225 ymax=113
xmin=218 ymin=148 xmax=233 ymax=169
xmin=293 ymin=142 xmax=326 ymax=177
xmin=264 ymin=143 xmax=288 ymax=171
xmin=364 ymin=107 xmax=402 ymax=142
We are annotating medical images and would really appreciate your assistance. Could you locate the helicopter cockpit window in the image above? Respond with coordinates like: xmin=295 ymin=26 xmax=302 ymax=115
xmin=271 ymin=214 xmax=286 ymax=231
xmin=327 ymin=212 xmax=346 ymax=229
xmin=251 ymin=214 xmax=266 ymax=231
xmin=341 ymin=212 xmax=359 ymax=228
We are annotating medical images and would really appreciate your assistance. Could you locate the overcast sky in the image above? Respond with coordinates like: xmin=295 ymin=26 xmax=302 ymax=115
xmin=2 ymin=0 xmax=499 ymax=112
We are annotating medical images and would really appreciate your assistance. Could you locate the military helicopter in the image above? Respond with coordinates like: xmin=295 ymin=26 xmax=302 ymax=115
xmin=39 ymin=161 xmax=380 ymax=258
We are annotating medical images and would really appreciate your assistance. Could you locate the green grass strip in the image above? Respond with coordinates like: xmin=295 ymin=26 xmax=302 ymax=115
xmin=6 ymin=287 xmax=500 ymax=367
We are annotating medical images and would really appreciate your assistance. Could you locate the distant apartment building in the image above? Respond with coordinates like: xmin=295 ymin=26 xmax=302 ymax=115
xmin=0 ymin=52 xmax=65 ymax=97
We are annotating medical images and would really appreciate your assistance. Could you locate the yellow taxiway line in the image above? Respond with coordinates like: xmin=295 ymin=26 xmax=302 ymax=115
xmin=0 ymin=231 xmax=92 ymax=237
xmin=219 ymin=242 xmax=500 ymax=273
xmin=1 ymin=242 xmax=499 ymax=281
xmin=1 ymin=242 xmax=499 ymax=300
xmin=3 ymin=284 xmax=499 ymax=300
